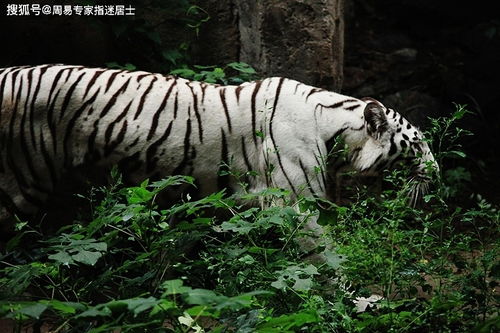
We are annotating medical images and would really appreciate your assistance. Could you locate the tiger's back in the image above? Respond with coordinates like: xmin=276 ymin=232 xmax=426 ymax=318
xmin=0 ymin=64 xmax=438 ymax=229
xmin=0 ymin=65 xmax=318 ymax=221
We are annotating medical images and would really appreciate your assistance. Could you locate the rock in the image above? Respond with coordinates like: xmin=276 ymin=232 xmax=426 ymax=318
xmin=236 ymin=0 xmax=345 ymax=90
xmin=392 ymin=48 xmax=418 ymax=63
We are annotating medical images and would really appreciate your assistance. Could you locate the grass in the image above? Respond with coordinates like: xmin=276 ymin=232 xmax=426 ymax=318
xmin=0 ymin=107 xmax=498 ymax=332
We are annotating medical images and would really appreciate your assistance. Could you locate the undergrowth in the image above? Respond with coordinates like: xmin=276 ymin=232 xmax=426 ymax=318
xmin=0 ymin=107 xmax=498 ymax=332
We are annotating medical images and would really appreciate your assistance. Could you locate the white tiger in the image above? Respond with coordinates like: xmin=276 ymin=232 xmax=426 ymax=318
xmin=0 ymin=64 xmax=438 ymax=233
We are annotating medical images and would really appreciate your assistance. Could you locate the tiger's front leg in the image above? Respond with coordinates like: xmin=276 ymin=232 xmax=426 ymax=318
xmin=256 ymin=143 xmax=330 ymax=260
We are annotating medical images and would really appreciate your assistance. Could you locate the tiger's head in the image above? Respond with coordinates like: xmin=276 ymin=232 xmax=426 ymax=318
xmin=348 ymin=98 xmax=439 ymax=204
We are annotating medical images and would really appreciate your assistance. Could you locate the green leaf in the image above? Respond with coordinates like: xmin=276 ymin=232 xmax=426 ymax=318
xmin=317 ymin=207 xmax=338 ymax=226
xmin=220 ymin=219 xmax=255 ymax=234
xmin=271 ymin=277 xmax=288 ymax=290
xmin=302 ymin=264 xmax=319 ymax=276
xmin=40 ymin=300 xmax=84 ymax=314
xmin=170 ymin=68 xmax=196 ymax=79
xmin=105 ymin=297 xmax=161 ymax=317
xmin=161 ymin=279 xmax=192 ymax=295
xmin=185 ymin=305 xmax=215 ymax=318
xmin=162 ymin=49 xmax=183 ymax=65
xmin=149 ymin=299 xmax=176 ymax=316
xmin=238 ymin=254 xmax=256 ymax=264
xmin=452 ymin=106 xmax=467 ymax=119
xmin=72 ymin=250 xmax=103 ymax=266
xmin=323 ymin=250 xmax=347 ymax=270
xmin=214 ymin=291 xmax=268 ymax=311
xmin=185 ymin=289 xmax=225 ymax=305
xmin=123 ymin=63 xmax=136 ymax=71
xmin=126 ymin=297 xmax=161 ymax=316
xmin=227 ymin=62 xmax=256 ymax=74
xmin=127 ymin=186 xmax=154 ymax=204
xmin=49 ymin=251 xmax=74 ymax=266
xmin=15 ymin=303 xmax=48 ymax=319
xmin=449 ymin=150 xmax=466 ymax=158
xmin=292 ymin=277 xmax=313 ymax=291
xmin=85 ymin=241 xmax=107 ymax=252
xmin=257 ymin=311 xmax=319 ymax=330
xmin=76 ymin=306 xmax=112 ymax=318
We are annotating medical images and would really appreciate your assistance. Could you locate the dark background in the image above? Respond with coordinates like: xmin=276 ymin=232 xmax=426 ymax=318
xmin=1 ymin=0 xmax=499 ymax=203
xmin=343 ymin=0 xmax=500 ymax=203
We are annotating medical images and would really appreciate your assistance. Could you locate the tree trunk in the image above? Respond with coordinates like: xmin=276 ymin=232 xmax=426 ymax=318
xmin=235 ymin=0 xmax=344 ymax=91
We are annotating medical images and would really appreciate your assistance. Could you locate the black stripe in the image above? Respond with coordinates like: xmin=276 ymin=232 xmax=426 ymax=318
xmin=187 ymin=83 xmax=203 ymax=143
xmin=126 ymin=137 xmax=140 ymax=150
xmin=47 ymin=88 xmax=61 ymax=152
xmin=299 ymin=159 xmax=317 ymax=197
xmin=6 ymin=69 xmax=23 ymax=170
xmin=294 ymin=82 xmax=301 ymax=95
xmin=133 ymin=76 xmax=157 ymax=120
xmin=201 ymin=83 xmax=207 ymax=104
xmin=85 ymin=119 xmax=101 ymax=163
xmin=64 ymin=88 xmax=102 ymax=167
xmin=269 ymin=78 xmax=297 ymax=195
xmin=104 ymin=99 xmax=133 ymax=156
xmin=173 ymin=119 xmax=192 ymax=175
xmin=105 ymin=120 xmax=128 ymax=158
xmin=325 ymin=127 xmax=347 ymax=153
xmin=104 ymin=99 xmax=132 ymax=146
xmin=316 ymin=99 xmax=359 ymax=111
xmin=218 ymin=129 xmax=230 ymax=191
xmin=5 ymin=95 xmax=46 ymax=210
xmin=59 ymin=71 xmax=86 ymax=121
xmin=28 ymin=65 xmax=50 ymax=151
xmin=241 ymin=136 xmax=253 ymax=173
xmin=105 ymin=70 xmax=122 ymax=93
xmin=235 ymin=85 xmax=242 ymax=103
xmin=146 ymin=120 xmax=173 ymax=173
xmin=19 ymin=68 xmax=39 ymax=182
xmin=173 ymin=91 xmax=179 ymax=119
xmin=306 ymin=88 xmax=324 ymax=101
xmin=250 ymin=80 xmax=262 ymax=145
xmin=83 ymin=69 xmax=106 ymax=99
xmin=388 ymin=132 xmax=397 ymax=156
xmin=314 ymin=142 xmax=327 ymax=192
xmin=148 ymin=79 xmax=176 ymax=140
xmin=39 ymin=130 xmax=58 ymax=188
xmin=345 ymin=104 xmax=361 ymax=111
xmin=6 ymin=70 xmax=29 ymax=190
xmin=0 ymin=67 xmax=17 ymax=125
xmin=136 ymin=73 xmax=150 ymax=82
xmin=219 ymin=88 xmax=232 ymax=132
xmin=45 ymin=67 xmax=70 ymax=109
xmin=98 ymin=76 xmax=131 ymax=119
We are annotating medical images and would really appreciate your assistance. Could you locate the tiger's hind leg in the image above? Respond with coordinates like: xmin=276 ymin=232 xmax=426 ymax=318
xmin=0 ymin=171 xmax=45 ymax=232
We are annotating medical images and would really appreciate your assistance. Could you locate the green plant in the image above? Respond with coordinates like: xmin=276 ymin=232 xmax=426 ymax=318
xmin=170 ymin=62 xmax=258 ymax=84
xmin=100 ymin=0 xmax=211 ymax=74
xmin=1 ymin=105 xmax=498 ymax=332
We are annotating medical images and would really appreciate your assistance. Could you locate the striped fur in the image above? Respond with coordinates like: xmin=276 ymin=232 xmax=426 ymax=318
xmin=0 ymin=64 xmax=438 ymax=223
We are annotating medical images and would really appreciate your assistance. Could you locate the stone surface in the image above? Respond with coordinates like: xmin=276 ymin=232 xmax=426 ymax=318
xmin=235 ymin=0 xmax=345 ymax=91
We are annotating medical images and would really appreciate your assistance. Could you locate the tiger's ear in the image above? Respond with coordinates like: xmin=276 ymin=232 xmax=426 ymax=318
xmin=363 ymin=100 xmax=388 ymax=141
